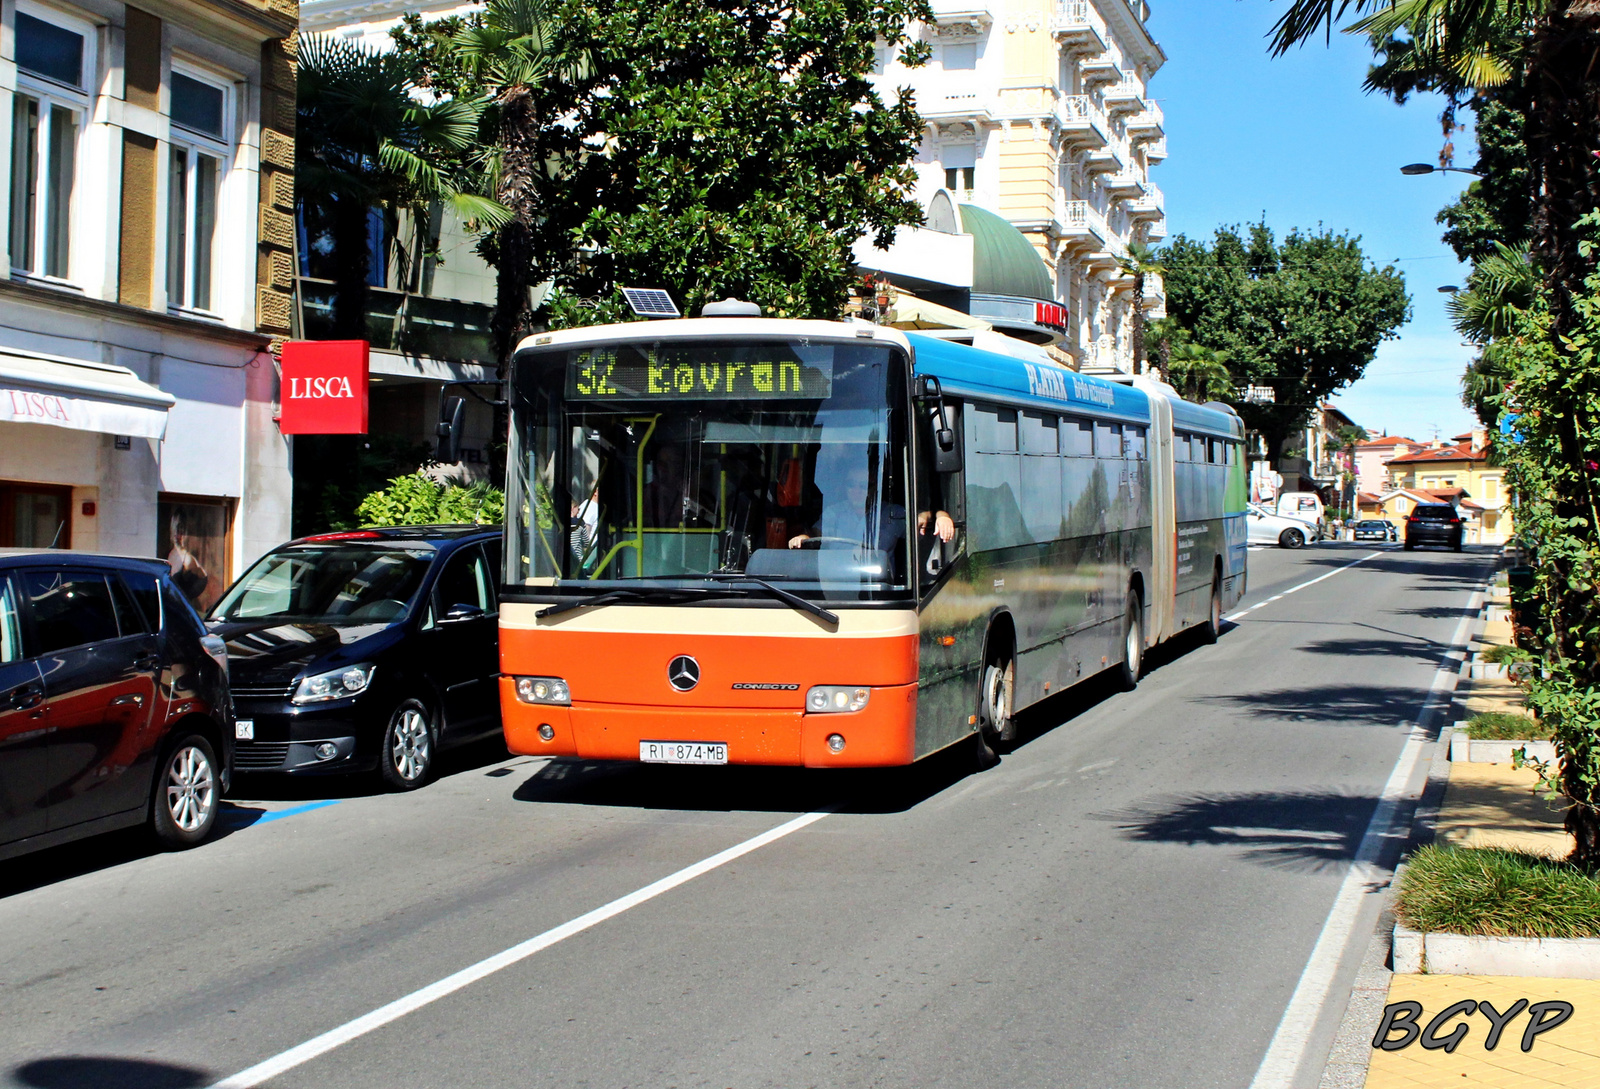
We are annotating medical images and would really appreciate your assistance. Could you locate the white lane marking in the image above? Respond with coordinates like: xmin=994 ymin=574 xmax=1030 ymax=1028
xmin=1224 ymin=553 xmax=1380 ymax=622
xmin=208 ymin=809 xmax=832 ymax=1089
xmin=1246 ymin=581 xmax=1484 ymax=1088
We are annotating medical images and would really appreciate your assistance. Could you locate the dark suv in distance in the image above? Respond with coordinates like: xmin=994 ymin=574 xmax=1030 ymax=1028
xmin=207 ymin=526 xmax=502 ymax=790
xmin=1404 ymin=504 xmax=1465 ymax=552
xmin=0 ymin=553 xmax=233 ymax=861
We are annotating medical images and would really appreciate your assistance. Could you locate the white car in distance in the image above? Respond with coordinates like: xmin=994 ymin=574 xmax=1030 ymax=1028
xmin=1247 ymin=504 xmax=1321 ymax=549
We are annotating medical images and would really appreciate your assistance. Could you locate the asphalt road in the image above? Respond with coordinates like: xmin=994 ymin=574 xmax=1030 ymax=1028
xmin=0 ymin=542 xmax=1496 ymax=1089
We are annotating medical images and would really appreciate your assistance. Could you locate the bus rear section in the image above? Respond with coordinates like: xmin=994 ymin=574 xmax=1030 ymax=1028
xmin=500 ymin=605 xmax=921 ymax=767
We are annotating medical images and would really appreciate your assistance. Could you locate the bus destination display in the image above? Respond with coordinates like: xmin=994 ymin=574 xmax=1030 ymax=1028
xmin=568 ymin=348 xmax=833 ymax=401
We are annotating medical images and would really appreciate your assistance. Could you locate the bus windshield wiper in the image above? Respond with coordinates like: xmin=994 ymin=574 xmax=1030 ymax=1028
xmin=536 ymin=587 xmax=717 ymax=619
xmin=706 ymin=573 xmax=839 ymax=626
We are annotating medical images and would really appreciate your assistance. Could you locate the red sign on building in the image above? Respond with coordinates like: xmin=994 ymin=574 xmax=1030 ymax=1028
xmin=279 ymin=340 xmax=370 ymax=435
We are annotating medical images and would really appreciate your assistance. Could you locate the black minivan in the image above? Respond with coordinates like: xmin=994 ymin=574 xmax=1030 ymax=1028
xmin=0 ymin=553 xmax=233 ymax=861
xmin=1404 ymin=503 xmax=1465 ymax=552
xmin=207 ymin=526 xmax=502 ymax=790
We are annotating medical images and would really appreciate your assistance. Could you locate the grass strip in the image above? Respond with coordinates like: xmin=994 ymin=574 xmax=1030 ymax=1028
xmin=1396 ymin=845 xmax=1600 ymax=939
xmin=1459 ymin=711 xmax=1547 ymax=740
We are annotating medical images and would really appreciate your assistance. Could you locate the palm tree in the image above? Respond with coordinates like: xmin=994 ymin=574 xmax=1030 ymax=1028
xmin=448 ymin=0 xmax=577 ymax=371
xmin=297 ymin=34 xmax=508 ymax=339
xmin=1448 ymin=243 xmax=1540 ymax=425
xmin=1116 ymin=242 xmax=1166 ymax=377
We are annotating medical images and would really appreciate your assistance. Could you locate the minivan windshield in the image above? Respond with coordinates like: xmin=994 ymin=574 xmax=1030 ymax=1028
xmin=211 ymin=545 xmax=432 ymax=624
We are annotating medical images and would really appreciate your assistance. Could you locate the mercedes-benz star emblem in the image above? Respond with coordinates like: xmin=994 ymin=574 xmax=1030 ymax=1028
xmin=667 ymin=655 xmax=700 ymax=692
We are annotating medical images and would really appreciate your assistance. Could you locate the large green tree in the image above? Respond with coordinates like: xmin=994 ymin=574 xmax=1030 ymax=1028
xmin=1159 ymin=223 xmax=1411 ymax=464
xmin=534 ymin=0 xmax=933 ymax=327
xmin=1272 ymin=0 xmax=1600 ymax=864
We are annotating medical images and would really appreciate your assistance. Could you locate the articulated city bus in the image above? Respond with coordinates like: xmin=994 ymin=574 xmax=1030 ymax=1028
xmin=498 ymin=316 xmax=1246 ymax=767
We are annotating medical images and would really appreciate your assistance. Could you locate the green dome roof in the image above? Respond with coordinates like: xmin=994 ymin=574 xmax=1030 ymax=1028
xmin=958 ymin=203 xmax=1054 ymax=302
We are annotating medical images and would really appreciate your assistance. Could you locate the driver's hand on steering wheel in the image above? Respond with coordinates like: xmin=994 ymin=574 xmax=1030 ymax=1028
xmin=788 ymin=534 xmax=811 ymax=549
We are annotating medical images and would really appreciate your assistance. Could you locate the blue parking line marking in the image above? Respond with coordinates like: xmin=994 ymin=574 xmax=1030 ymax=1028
xmin=222 ymin=799 xmax=344 ymax=829
xmin=255 ymin=800 xmax=343 ymax=824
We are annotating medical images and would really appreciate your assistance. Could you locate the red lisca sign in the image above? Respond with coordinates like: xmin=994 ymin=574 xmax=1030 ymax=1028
xmin=279 ymin=340 xmax=369 ymax=434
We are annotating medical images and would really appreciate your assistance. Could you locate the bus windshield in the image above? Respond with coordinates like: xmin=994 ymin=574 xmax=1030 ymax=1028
xmin=508 ymin=337 xmax=914 ymax=601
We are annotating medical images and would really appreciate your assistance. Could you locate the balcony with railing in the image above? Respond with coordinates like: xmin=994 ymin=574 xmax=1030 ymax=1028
xmin=1082 ymin=56 xmax=1122 ymax=86
xmin=1054 ymin=95 xmax=1109 ymax=149
xmin=1052 ymin=0 xmax=1107 ymax=52
xmin=1128 ymin=100 xmax=1164 ymax=139
xmin=1102 ymin=79 xmax=1144 ymax=116
xmin=1144 ymin=136 xmax=1167 ymax=162
xmin=1128 ymin=182 xmax=1164 ymax=219
xmin=1084 ymin=139 xmax=1124 ymax=174
xmin=1104 ymin=170 xmax=1145 ymax=201
xmin=1056 ymin=199 xmax=1108 ymax=251
xmin=927 ymin=0 xmax=994 ymax=27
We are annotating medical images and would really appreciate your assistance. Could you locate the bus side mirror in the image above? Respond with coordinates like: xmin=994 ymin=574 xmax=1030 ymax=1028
xmin=436 ymin=395 xmax=465 ymax=463
xmin=916 ymin=375 xmax=963 ymax=474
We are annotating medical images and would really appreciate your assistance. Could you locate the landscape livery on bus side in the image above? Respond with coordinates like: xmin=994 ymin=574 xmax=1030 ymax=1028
xmin=497 ymin=316 xmax=1246 ymax=767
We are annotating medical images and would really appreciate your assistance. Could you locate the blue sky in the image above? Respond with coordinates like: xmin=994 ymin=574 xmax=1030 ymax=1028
xmin=1146 ymin=0 xmax=1480 ymax=443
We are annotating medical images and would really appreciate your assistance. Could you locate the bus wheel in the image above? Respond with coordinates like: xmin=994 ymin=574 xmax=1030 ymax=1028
xmin=1117 ymin=595 xmax=1143 ymax=691
xmin=1202 ymin=575 xmax=1222 ymax=644
xmin=980 ymin=655 xmax=1016 ymax=748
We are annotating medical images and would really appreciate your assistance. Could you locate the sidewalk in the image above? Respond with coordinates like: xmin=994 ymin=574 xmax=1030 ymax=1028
xmin=1366 ymin=974 xmax=1600 ymax=1088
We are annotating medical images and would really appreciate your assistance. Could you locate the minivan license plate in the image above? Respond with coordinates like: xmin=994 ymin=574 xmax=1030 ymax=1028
xmin=235 ymin=719 xmax=254 ymax=740
xmin=640 ymin=741 xmax=727 ymax=765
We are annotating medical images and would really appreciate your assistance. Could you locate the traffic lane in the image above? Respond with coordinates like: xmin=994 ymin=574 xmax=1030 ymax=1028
xmin=0 ymin=749 xmax=922 ymax=1085
xmin=246 ymin=551 xmax=1491 ymax=1088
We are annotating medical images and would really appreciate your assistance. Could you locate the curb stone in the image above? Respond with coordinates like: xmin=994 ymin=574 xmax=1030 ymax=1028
xmin=1390 ymin=922 xmax=1600 ymax=979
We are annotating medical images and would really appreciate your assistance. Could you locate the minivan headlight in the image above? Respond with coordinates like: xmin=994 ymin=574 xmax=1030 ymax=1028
xmin=292 ymin=663 xmax=375 ymax=705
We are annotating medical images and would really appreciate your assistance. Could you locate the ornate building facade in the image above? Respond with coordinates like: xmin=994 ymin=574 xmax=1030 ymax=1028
xmin=873 ymin=0 xmax=1167 ymax=373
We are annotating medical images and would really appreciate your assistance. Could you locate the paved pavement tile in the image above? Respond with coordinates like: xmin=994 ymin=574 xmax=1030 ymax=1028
xmin=1434 ymin=763 xmax=1571 ymax=857
xmin=1366 ymin=975 xmax=1600 ymax=1088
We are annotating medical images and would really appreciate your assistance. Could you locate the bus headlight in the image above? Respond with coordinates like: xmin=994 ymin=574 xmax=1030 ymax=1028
xmin=806 ymin=686 xmax=869 ymax=713
xmin=515 ymin=676 xmax=571 ymax=705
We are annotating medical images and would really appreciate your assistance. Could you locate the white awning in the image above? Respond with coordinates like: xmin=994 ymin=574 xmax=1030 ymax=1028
xmin=0 ymin=350 xmax=175 ymax=440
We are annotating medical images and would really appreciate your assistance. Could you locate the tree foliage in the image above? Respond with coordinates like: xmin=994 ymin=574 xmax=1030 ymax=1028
xmin=1158 ymin=223 xmax=1411 ymax=462
xmin=296 ymin=34 xmax=507 ymax=338
xmin=400 ymin=0 xmax=933 ymax=334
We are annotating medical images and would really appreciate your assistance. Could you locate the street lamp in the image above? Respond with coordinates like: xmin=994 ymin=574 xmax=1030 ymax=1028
xmin=1400 ymin=163 xmax=1484 ymax=177
xmin=1438 ymin=285 xmax=1461 ymax=293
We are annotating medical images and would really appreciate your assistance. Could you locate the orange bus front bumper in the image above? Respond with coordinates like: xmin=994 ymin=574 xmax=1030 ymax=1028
xmin=501 ymin=677 xmax=918 ymax=767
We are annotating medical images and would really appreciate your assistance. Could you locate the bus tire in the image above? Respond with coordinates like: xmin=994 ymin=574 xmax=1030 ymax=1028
xmin=1279 ymin=528 xmax=1305 ymax=549
xmin=1117 ymin=593 xmax=1143 ymax=690
xmin=1202 ymin=573 xmax=1222 ymax=644
xmin=980 ymin=654 xmax=1016 ymax=749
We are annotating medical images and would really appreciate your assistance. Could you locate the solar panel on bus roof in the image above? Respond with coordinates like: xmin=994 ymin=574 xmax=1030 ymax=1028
xmin=621 ymin=287 xmax=680 ymax=318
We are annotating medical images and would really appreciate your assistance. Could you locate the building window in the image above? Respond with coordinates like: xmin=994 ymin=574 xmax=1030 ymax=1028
xmin=943 ymin=42 xmax=977 ymax=70
xmin=0 ymin=481 xmax=71 ymax=548
xmin=9 ymin=7 xmax=90 ymax=281
xmin=166 ymin=68 xmax=228 ymax=313
xmin=1484 ymin=475 xmax=1500 ymax=500
xmin=944 ymin=166 xmax=974 ymax=195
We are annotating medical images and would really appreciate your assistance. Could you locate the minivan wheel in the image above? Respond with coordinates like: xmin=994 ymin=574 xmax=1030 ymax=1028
xmin=379 ymin=699 xmax=435 ymax=791
xmin=151 ymin=733 xmax=219 ymax=849
xmin=1279 ymin=528 xmax=1305 ymax=549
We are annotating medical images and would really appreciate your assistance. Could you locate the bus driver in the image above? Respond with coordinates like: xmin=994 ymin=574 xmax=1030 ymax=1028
xmin=787 ymin=444 xmax=954 ymax=552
